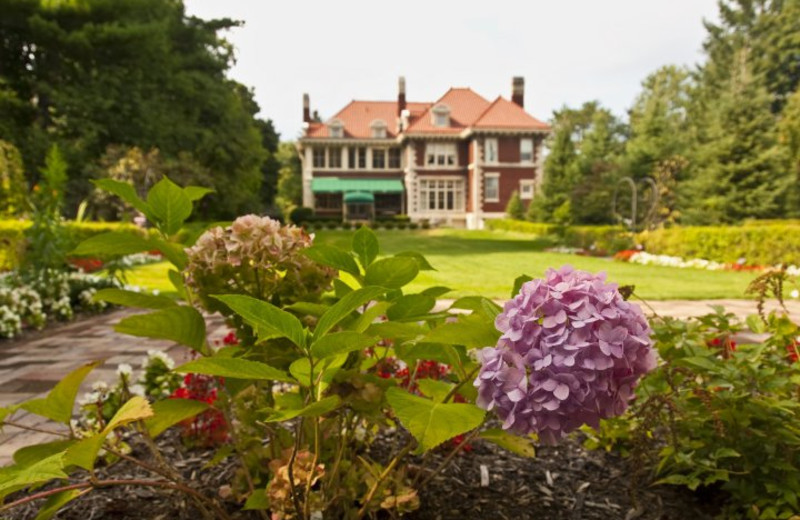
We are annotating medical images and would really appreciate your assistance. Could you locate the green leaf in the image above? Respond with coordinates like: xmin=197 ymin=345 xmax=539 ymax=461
xmin=333 ymin=279 xmax=354 ymax=298
xmin=92 ymin=178 xmax=151 ymax=217
xmin=289 ymin=358 xmax=312 ymax=387
xmin=21 ymin=361 xmax=102 ymax=424
xmin=93 ymin=288 xmax=176 ymax=309
xmin=66 ymin=397 xmax=153 ymax=471
xmin=680 ymin=356 xmax=719 ymax=372
xmin=416 ymin=379 xmax=454 ymax=402
xmin=115 ymin=307 xmax=206 ymax=353
xmin=0 ymin=453 xmax=68 ymax=499
xmin=395 ymin=251 xmax=436 ymax=271
xmin=314 ymin=287 xmax=385 ymax=339
xmin=303 ymin=244 xmax=360 ymax=276
xmin=145 ymin=399 xmax=209 ymax=438
xmin=176 ymin=357 xmax=294 ymax=383
xmin=265 ymin=396 xmax=341 ymax=422
xmin=72 ymin=232 xmax=152 ymax=257
xmin=421 ymin=286 xmax=452 ymax=298
xmin=512 ymin=275 xmax=532 ymax=297
xmin=310 ymin=331 xmax=379 ymax=360
xmin=13 ymin=440 xmax=75 ymax=467
xmin=243 ymin=489 xmax=270 ymax=510
xmin=449 ymin=297 xmax=502 ymax=318
xmin=184 ymin=186 xmax=214 ymax=202
xmin=746 ymin=314 xmax=767 ymax=334
xmin=365 ymin=257 xmax=419 ymax=288
xmin=366 ymin=321 xmax=428 ymax=341
xmin=146 ymin=177 xmax=193 ymax=236
xmin=168 ymin=269 xmax=187 ymax=299
xmin=396 ymin=343 xmax=463 ymax=369
xmin=387 ymin=294 xmax=436 ymax=321
xmin=352 ymin=226 xmax=379 ymax=268
xmin=212 ymin=294 xmax=306 ymax=348
xmin=149 ymin=237 xmax=188 ymax=269
xmin=386 ymin=387 xmax=485 ymax=453
xmin=423 ymin=314 xmax=500 ymax=349
xmin=35 ymin=489 xmax=84 ymax=520
xmin=480 ymin=428 xmax=536 ymax=458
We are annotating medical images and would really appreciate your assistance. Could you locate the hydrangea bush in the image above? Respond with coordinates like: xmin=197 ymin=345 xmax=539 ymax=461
xmin=475 ymin=267 xmax=655 ymax=444
xmin=0 ymin=178 xmax=661 ymax=520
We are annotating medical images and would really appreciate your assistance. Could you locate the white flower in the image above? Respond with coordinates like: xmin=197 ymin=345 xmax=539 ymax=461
xmin=117 ymin=363 xmax=133 ymax=377
xmin=129 ymin=384 xmax=146 ymax=396
xmin=791 ymin=289 xmax=799 ymax=299
xmin=92 ymin=381 xmax=109 ymax=392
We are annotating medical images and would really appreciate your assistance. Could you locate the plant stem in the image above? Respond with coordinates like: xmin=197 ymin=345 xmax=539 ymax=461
xmin=3 ymin=420 xmax=70 ymax=438
xmin=356 ymin=443 xmax=414 ymax=519
xmin=287 ymin=421 xmax=305 ymax=519
xmin=442 ymin=365 xmax=480 ymax=403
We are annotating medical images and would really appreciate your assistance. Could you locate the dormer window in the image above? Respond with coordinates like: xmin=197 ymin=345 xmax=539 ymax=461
xmin=431 ymin=104 xmax=450 ymax=127
xmin=329 ymin=120 xmax=344 ymax=138
xmin=371 ymin=120 xmax=387 ymax=139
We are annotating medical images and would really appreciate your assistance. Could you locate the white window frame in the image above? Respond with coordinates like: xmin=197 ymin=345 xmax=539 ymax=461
xmin=312 ymin=147 xmax=326 ymax=168
xmin=431 ymin=104 xmax=450 ymax=127
xmin=328 ymin=146 xmax=342 ymax=169
xmin=418 ymin=177 xmax=465 ymax=212
xmin=372 ymin=148 xmax=386 ymax=169
xmin=371 ymin=120 xmax=387 ymax=139
xmin=520 ymin=179 xmax=535 ymax=200
xmin=388 ymin=148 xmax=401 ymax=169
xmin=484 ymin=173 xmax=500 ymax=203
xmin=485 ymin=138 xmax=498 ymax=164
xmin=329 ymin=121 xmax=344 ymax=138
xmin=425 ymin=143 xmax=457 ymax=167
xmin=520 ymin=138 xmax=534 ymax=163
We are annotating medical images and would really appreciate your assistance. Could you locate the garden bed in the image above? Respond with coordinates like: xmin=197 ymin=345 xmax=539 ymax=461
xmin=6 ymin=430 xmax=718 ymax=520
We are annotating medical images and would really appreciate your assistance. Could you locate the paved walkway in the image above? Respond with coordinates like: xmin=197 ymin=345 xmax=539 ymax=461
xmin=0 ymin=298 xmax=798 ymax=465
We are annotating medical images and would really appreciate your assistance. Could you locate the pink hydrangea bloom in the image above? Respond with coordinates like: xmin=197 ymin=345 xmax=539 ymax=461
xmin=474 ymin=266 xmax=655 ymax=445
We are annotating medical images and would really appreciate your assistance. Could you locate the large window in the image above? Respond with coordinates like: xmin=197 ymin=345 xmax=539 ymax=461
xmin=372 ymin=149 xmax=385 ymax=169
xmin=520 ymin=138 xmax=534 ymax=163
xmin=484 ymin=138 xmax=498 ymax=164
xmin=419 ymin=178 xmax=464 ymax=212
xmin=315 ymin=193 xmax=342 ymax=210
xmin=388 ymin=148 xmax=401 ymax=168
xmin=425 ymin=143 xmax=457 ymax=167
xmin=329 ymin=147 xmax=342 ymax=168
xmin=313 ymin=148 xmax=326 ymax=168
xmin=484 ymin=173 xmax=499 ymax=202
xmin=348 ymin=147 xmax=366 ymax=169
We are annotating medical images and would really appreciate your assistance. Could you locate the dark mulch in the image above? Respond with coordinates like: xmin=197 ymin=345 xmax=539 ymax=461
xmin=5 ymin=429 xmax=721 ymax=520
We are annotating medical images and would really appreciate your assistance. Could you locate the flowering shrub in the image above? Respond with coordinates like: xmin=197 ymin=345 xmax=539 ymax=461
xmin=583 ymin=306 xmax=800 ymax=519
xmin=185 ymin=214 xmax=335 ymax=312
xmin=0 ymin=179 xmax=658 ymax=520
xmin=475 ymin=266 xmax=655 ymax=444
xmin=170 ymin=373 xmax=229 ymax=447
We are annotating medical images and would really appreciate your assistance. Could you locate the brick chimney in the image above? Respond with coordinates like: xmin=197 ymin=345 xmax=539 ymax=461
xmin=511 ymin=77 xmax=524 ymax=107
xmin=397 ymin=76 xmax=407 ymax=117
xmin=303 ymin=93 xmax=310 ymax=123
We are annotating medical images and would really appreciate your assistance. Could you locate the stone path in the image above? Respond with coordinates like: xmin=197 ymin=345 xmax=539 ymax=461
xmin=0 ymin=298 xmax=798 ymax=465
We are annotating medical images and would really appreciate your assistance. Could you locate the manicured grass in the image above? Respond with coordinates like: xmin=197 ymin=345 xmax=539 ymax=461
xmin=126 ymin=229 xmax=758 ymax=300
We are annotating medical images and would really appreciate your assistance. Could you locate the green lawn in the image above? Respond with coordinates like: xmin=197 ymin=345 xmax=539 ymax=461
xmin=126 ymin=229 xmax=757 ymax=301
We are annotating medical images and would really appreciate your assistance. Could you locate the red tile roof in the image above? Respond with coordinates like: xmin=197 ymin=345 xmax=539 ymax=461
xmin=473 ymin=96 xmax=551 ymax=130
xmin=304 ymin=86 xmax=549 ymax=138
xmin=306 ymin=101 xmax=431 ymax=138
xmin=405 ymin=88 xmax=492 ymax=135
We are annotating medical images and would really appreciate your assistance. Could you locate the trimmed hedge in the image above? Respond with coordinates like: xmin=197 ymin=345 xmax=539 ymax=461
xmin=485 ymin=219 xmax=633 ymax=253
xmin=0 ymin=220 xmax=146 ymax=270
xmin=637 ymin=224 xmax=800 ymax=266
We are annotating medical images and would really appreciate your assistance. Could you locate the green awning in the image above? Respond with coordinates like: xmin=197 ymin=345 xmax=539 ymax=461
xmin=311 ymin=178 xmax=404 ymax=194
xmin=343 ymin=191 xmax=374 ymax=203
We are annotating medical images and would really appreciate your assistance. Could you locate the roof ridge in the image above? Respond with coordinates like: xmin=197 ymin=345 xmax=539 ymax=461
xmin=472 ymin=96 xmax=504 ymax=126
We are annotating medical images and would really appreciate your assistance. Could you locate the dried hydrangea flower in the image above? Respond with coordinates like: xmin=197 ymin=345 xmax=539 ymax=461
xmin=185 ymin=215 xmax=335 ymax=311
xmin=474 ymin=266 xmax=655 ymax=445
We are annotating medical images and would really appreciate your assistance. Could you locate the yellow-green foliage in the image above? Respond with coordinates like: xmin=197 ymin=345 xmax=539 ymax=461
xmin=0 ymin=220 xmax=145 ymax=270
xmin=485 ymin=219 xmax=632 ymax=253
xmin=638 ymin=224 xmax=800 ymax=265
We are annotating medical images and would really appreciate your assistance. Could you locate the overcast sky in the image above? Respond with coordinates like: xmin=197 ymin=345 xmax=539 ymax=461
xmin=184 ymin=1 xmax=720 ymax=140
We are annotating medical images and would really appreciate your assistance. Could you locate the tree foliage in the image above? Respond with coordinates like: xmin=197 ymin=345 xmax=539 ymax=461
xmin=0 ymin=0 xmax=275 ymax=219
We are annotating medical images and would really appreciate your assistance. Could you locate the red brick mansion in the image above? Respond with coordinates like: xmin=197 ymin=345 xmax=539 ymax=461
xmin=297 ymin=77 xmax=550 ymax=229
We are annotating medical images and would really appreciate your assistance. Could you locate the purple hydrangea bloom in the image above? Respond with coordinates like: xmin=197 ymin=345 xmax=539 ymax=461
xmin=474 ymin=266 xmax=655 ymax=445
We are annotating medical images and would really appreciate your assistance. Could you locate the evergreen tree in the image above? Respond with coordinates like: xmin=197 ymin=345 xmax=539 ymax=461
xmin=505 ymin=190 xmax=524 ymax=220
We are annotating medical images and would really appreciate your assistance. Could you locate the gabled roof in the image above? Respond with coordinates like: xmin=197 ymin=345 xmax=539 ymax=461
xmin=306 ymin=100 xmax=431 ymax=139
xmin=405 ymin=88 xmax=492 ymax=135
xmin=303 ymin=84 xmax=550 ymax=139
xmin=473 ymin=96 xmax=550 ymax=131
